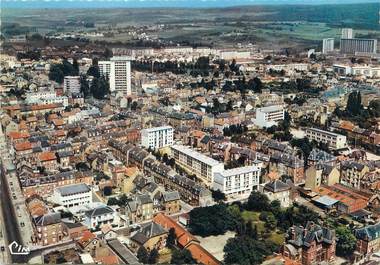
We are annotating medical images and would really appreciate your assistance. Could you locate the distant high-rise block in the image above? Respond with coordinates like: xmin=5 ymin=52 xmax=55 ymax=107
xmin=340 ymin=38 xmax=377 ymax=55
xmin=342 ymin=28 xmax=353 ymax=39
xmin=322 ymin=38 xmax=334 ymax=54
xmin=98 ymin=56 xmax=132 ymax=95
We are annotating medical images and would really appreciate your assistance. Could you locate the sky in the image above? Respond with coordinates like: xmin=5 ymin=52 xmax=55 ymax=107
xmin=2 ymin=0 xmax=379 ymax=9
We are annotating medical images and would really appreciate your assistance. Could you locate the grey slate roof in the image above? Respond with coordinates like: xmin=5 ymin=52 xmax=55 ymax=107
xmin=130 ymin=222 xmax=167 ymax=245
xmin=85 ymin=206 xmax=114 ymax=218
xmin=264 ymin=180 xmax=291 ymax=193
xmin=56 ymin=183 xmax=90 ymax=196
xmin=33 ymin=212 xmax=61 ymax=226
xmin=163 ymin=191 xmax=180 ymax=202
xmin=355 ymin=223 xmax=380 ymax=241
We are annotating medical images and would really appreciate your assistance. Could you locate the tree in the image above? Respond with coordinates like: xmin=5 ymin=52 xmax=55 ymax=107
xmin=49 ymin=64 xmax=65 ymax=83
xmin=170 ymin=249 xmax=196 ymax=264
xmin=148 ymin=248 xmax=159 ymax=264
xmin=368 ymin=99 xmax=380 ymax=117
xmin=211 ymin=189 xmax=226 ymax=203
xmin=346 ymin=91 xmax=362 ymax=116
xmin=90 ymin=76 xmax=109 ymax=99
xmin=189 ymin=204 xmax=240 ymax=236
xmin=166 ymin=228 xmax=176 ymax=247
xmin=107 ymin=197 xmax=119 ymax=206
xmin=224 ymin=236 xmax=276 ymax=265
xmin=246 ymin=191 xmax=270 ymax=212
xmin=103 ymin=186 xmax=112 ymax=196
xmin=73 ymin=58 xmax=80 ymax=75
xmin=87 ymin=65 xmax=100 ymax=78
xmin=137 ymin=246 xmax=149 ymax=264
xmin=335 ymin=226 xmax=357 ymax=257
xmin=80 ymin=75 xmax=90 ymax=97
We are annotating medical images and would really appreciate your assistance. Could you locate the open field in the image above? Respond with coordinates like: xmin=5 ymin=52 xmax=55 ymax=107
xmin=2 ymin=3 xmax=379 ymax=49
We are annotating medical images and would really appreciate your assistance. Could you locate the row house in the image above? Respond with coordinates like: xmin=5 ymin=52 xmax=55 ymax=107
xmin=21 ymin=170 xmax=93 ymax=198
xmin=126 ymin=194 xmax=154 ymax=225
xmin=340 ymin=160 xmax=370 ymax=189
xmin=269 ymin=152 xmax=305 ymax=184
xmin=32 ymin=213 xmax=66 ymax=246
xmin=108 ymin=139 xmax=212 ymax=206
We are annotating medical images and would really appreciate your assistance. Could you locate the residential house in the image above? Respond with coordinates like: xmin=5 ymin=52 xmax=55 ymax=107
xmin=130 ymin=222 xmax=168 ymax=251
xmin=355 ymin=223 xmax=380 ymax=256
xmin=161 ymin=191 xmax=181 ymax=215
xmin=126 ymin=194 xmax=154 ymax=225
xmin=261 ymin=180 xmax=291 ymax=208
xmin=32 ymin=213 xmax=65 ymax=246
xmin=282 ymin=222 xmax=336 ymax=265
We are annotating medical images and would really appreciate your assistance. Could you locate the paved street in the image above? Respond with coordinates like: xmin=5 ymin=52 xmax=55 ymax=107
xmin=0 ymin=160 xmax=28 ymax=263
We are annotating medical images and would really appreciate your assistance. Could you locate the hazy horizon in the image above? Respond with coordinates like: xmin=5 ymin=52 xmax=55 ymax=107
xmin=2 ymin=0 xmax=379 ymax=9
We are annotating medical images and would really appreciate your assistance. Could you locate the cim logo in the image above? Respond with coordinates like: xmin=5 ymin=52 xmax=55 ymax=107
xmin=8 ymin=241 xmax=30 ymax=255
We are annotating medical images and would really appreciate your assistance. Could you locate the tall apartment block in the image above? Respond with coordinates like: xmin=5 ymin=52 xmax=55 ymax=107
xmin=341 ymin=28 xmax=353 ymax=39
xmin=340 ymin=38 xmax=377 ymax=55
xmin=322 ymin=38 xmax=334 ymax=54
xmin=63 ymin=76 xmax=81 ymax=93
xmin=141 ymin=126 xmax=174 ymax=150
xmin=98 ymin=56 xmax=132 ymax=95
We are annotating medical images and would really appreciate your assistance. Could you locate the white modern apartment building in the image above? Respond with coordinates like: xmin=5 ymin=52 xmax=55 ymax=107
xmin=342 ymin=28 xmax=353 ymax=39
xmin=340 ymin=38 xmax=377 ymax=55
xmin=255 ymin=105 xmax=285 ymax=128
xmin=268 ymin=63 xmax=308 ymax=73
xmin=52 ymin=183 xmax=92 ymax=208
xmin=63 ymin=76 xmax=81 ymax=93
xmin=83 ymin=205 xmax=117 ymax=230
xmin=322 ymin=38 xmax=335 ymax=54
xmin=213 ymin=165 xmax=261 ymax=199
xmin=141 ymin=126 xmax=174 ymax=149
xmin=305 ymin=128 xmax=347 ymax=149
xmin=171 ymin=145 xmax=224 ymax=185
xmin=25 ymin=90 xmax=69 ymax=107
xmin=333 ymin=64 xmax=380 ymax=78
xmin=98 ymin=56 xmax=132 ymax=95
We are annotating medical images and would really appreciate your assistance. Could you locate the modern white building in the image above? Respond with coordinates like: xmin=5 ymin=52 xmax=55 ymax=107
xmin=268 ymin=63 xmax=308 ymax=73
xmin=25 ymin=90 xmax=69 ymax=107
xmin=141 ymin=126 xmax=174 ymax=149
xmin=52 ymin=183 xmax=92 ymax=208
xmin=305 ymin=128 xmax=347 ymax=150
xmin=341 ymin=28 xmax=353 ymax=39
xmin=99 ymin=56 xmax=132 ymax=95
xmin=255 ymin=105 xmax=285 ymax=128
xmin=340 ymin=38 xmax=377 ymax=55
xmin=171 ymin=145 xmax=224 ymax=185
xmin=83 ymin=205 xmax=117 ymax=230
xmin=333 ymin=64 xmax=380 ymax=78
xmin=63 ymin=76 xmax=81 ymax=93
xmin=213 ymin=165 xmax=261 ymax=199
xmin=322 ymin=38 xmax=335 ymax=54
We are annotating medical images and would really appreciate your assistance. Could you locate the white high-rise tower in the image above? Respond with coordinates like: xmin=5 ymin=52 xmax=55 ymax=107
xmin=99 ymin=56 xmax=132 ymax=95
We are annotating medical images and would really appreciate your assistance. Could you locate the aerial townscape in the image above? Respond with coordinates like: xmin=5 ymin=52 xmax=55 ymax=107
xmin=0 ymin=1 xmax=380 ymax=265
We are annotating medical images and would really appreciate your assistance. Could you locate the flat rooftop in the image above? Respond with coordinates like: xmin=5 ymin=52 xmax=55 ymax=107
xmin=171 ymin=145 xmax=223 ymax=167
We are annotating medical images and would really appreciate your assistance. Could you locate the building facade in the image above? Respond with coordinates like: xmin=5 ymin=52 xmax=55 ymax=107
xmin=305 ymin=128 xmax=347 ymax=149
xmin=171 ymin=145 xmax=224 ymax=185
xmin=340 ymin=38 xmax=377 ymax=55
xmin=99 ymin=56 xmax=132 ymax=95
xmin=141 ymin=126 xmax=174 ymax=150
xmin=322 ymin=38 xmax=334 ymax=54
xmin=213 ymin=165 xmax=261 ymax=198
xmin=52 ymin=183 xmax=92 ymax=208
xmin=255 ymin=105 xmax=284 ymax=128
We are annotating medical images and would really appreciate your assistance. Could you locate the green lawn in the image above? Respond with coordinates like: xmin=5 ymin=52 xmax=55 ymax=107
xmin=241 ymin=210 xmax=285 ymax=245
